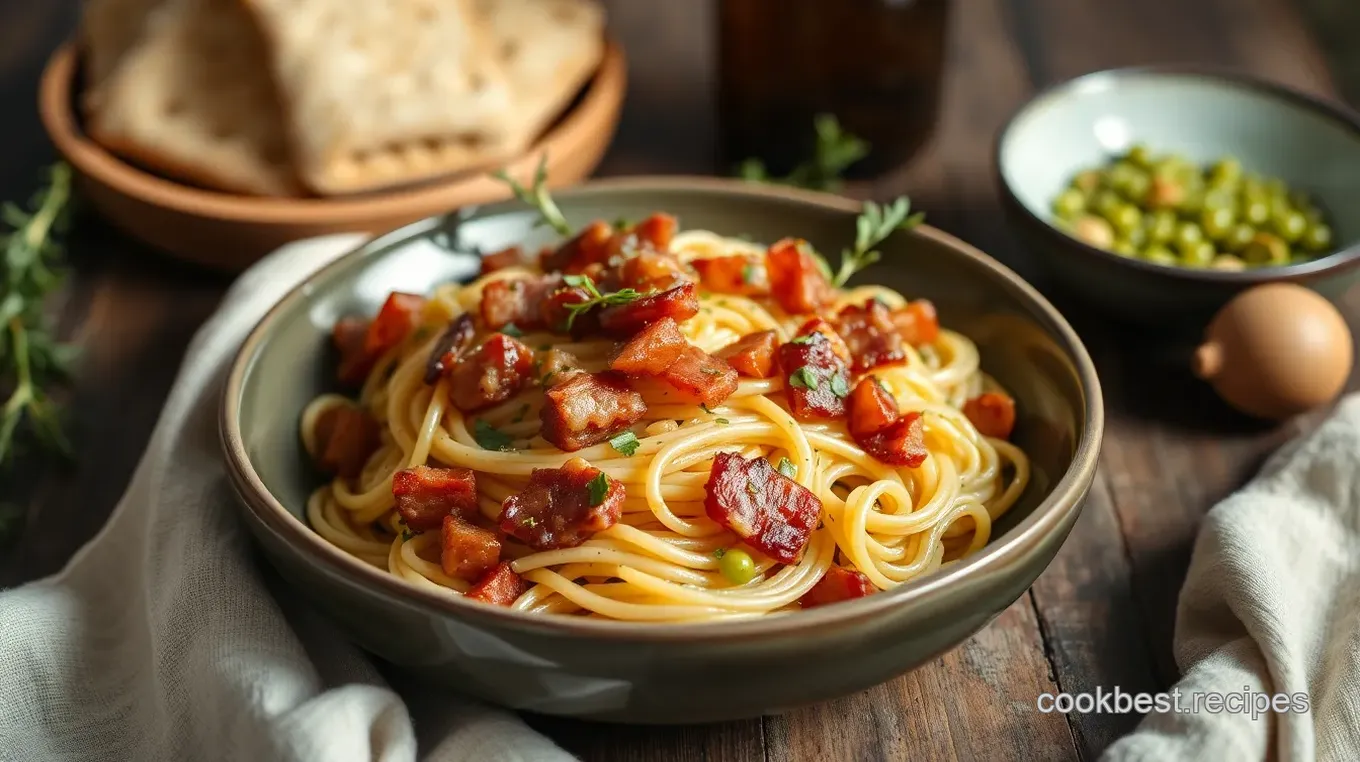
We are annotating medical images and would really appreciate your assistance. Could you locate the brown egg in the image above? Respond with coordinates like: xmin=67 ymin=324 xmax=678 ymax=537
xmin=1193 ymin=283 xmax=1353 ymax=420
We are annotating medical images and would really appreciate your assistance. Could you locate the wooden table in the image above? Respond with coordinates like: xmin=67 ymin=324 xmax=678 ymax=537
xmin=2 ymin=0 xmax=1357 ymax=759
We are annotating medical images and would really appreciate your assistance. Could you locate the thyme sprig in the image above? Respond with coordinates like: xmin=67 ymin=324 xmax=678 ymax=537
xmin=493 ymin=155 xmax=572 ymax=237
xmin=738 ymin=114 xmax=869 ymax=192
xmin=832 ymin=197 xmax=925 ymax=287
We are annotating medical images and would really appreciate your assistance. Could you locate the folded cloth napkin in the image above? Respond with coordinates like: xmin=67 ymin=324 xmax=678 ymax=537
xmin=1103 ymin=394 xmax=1360 ymax=761
xmin=0 ymin=236 xmax=575 ymax=762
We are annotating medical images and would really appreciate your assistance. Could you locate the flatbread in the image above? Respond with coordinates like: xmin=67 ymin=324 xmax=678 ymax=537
xmin=241 ymin=0 xmax=517 ymax=195
xmin=86 ymin=0 xmax=301 ymax=196
xmin=477 ymin=0 xmax=605 ymax=151
xmin=79 ymin=0 xmax=167 ymax=101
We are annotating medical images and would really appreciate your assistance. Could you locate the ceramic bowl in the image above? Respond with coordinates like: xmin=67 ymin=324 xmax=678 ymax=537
xmin=220 ymin=178 xmax=1104 ymax=723
xmin=38 ymin=41 xmax=625 ymax=272
xmin=997 ymin=67 xmax=1360 ymax=325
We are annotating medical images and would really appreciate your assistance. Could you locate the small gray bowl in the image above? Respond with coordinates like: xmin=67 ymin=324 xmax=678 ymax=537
xmin=997 ymin=67 xmax=1360 ymax=325
xmin=220 ymin=178 xmax=1103 ymax=723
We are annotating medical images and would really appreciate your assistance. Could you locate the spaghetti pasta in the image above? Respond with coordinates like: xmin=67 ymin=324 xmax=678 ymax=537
xmin=301 ymin=220 xmax=1029 ymax=622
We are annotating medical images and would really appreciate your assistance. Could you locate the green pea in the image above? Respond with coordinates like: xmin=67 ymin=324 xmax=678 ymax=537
xmin=1241 ymin=175 xmax=1266 ymax=198
xmin=1093 ymin=189 xmax=1122 ymax=218
xmin=1224 ymin=223 xmax=1256 ymax=253
xmin=1125 ymin=143 xmax=1154 ymax=168
xmin=1110 ymin=204 xmax=1143 ymax=236
xmin=1174 ymin=221 xmax=1204 ymax=251
xmin=1269 ymin=195 xmax=1293 ymax=221
xmin=1143 ymin=246 xmax=1179 ymax=266
xmin=1273 ymin=210 xmax=1307 ymax=243
xmin=1111 ymin=239 xmax=1138 ymax=257
xmin=718 ymin=548 xmax=757 ymax=584
xmin=1242 ymin=232 xmax=1290 ymax=266
xmin=1122 ymin=224 xmax=1148 ymax=249
xmin=1072 ymin=170 xmax=1103 ymax=194
xmin=1302 ymin=223 xmax=1333 ymax=253
xmin=1201 ymin=207 xmax=1235 ymax=241
xmin=1144 ymin=209 xmax=1177 ymax=243
xmin=1178 ymin=187 xmax=1204 ymax=216
xmin=1053 ymin=188 xmax=1086 ymax=219
xmin=1202 ymin=187 xmax=1236 ymax=211
xmin=1244 ymin=200 xmax=1270 ymax=226
xmin=1123 ymin=171 xmax=1150 ymax=202
xmin=1181 ymin=241 xmax=1215 ymax=268
xmin=1210 ymin=254 xmax=1247 ymax=271
xmin=1209 ymin=157 xmax=1242 ymax=187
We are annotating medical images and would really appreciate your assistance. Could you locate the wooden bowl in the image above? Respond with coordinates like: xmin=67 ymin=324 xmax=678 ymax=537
xmin=38 ymin=40 xmax=626 ymax=272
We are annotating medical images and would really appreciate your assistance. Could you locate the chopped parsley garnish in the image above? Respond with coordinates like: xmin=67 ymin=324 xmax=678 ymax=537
xmin=830 ymin=373 xmax=850 ymax=398
xmin=613 ymin=216 xmax=633 ymax=230
xmin=713 ymin=547 xmax=727 ymax=559
xmin=512 ymin=403 xmax=530 ymax=423
xmin=501 ymin=322 xmax=523 ymax=337
xmin=701 ymin=367 xmax=722 ymax=376
xmin=790 ymin=334 xmax=816 ymax=345
xmin=559 ymin=274 xmax=646 ymax=329
xmin=521 ymin=516 xmax=539 ymax=528
xmin=741 ymin=262 xmax=758 ymax=284
xmin=745 ymin=480 xmax=760 ymax=496
xmin=400 ymin=528 xmax=415 ymax=541
xmin=788 ymin=367 xmax=819 ymax=390
xmin=609 ymin=431 xmax=641 ymax=456
xmin=586 ymin=472 xmax=611 ymax=506
xmin=473 ymin=419 xmax=514 ymax=451
xmin=778 ymin=458 xmax=797 ymax=478
xmin=715 ymin=418 xmax=730 ymax=425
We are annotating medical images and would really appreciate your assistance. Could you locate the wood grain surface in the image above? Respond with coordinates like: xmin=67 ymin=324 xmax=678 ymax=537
xmin=0 ymin=0 xmax=1356 ymax=759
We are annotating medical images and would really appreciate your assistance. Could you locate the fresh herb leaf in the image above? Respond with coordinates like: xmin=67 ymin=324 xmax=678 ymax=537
xmin=830 ymin=373 xmax=850 ymax=399
xmin=832 ymin=197 xmax=926 ymax=287
xmin=745 ymin=480 xmax=759 ymax=496
xmin=501 ymin=322 xmax=523 ymax=338
xmin=713 ymin=547 xmax=727 ymax=559
xmin=609 ymin=430 xmax=641 ymax=456
xmin=790 ymin=334 xmax=816 ymax=345
xmin=0 ymin=163 xmax=76 ymax=468
xmin=492 ymin=155 xmax=572 ymax=236
xmin=777 ymin=458 xmax=797 ymax=479
xmin=741 ymin=262 xmax=758 ymax=285
xmin=560 ymin=274 xmax=646 ymax=330
xmin=400 ymin=528 xmax=415 ymax=541
xmin=736 ymin=114 xmax=869 ymax=192
xmin=473 ymin=419 xmax=514 ymax=451
xmin=788 ymin=367 xmax=819 ymax=390
xmin=613 ymin=217 xmax=633 ymax=230
xmin=512 ymin=403 xmax=530 ymax=423
xmin=586 ymin=472 xmax=610 ymax=506
xmin=715 ymin=418 xmax=730 ymax=425
xmin=521 ymin=516 xmax=539 ymax=528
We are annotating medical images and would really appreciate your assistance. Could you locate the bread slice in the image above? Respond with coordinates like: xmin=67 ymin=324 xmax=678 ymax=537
xmin=87 ymin=0 xmax=301 ymax=196
xmin=478 ymin=0 xmax=606 ymax=152
xmin=79 ymin=0 xmax=167 ymax=99
xmin=242 ymin=0 xmax=517 ymax=195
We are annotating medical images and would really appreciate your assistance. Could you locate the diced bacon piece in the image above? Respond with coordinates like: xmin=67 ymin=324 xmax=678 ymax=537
xmin=777 ymin=326 xmax=851 ymax=420
xmin=835 ymin=300 xmax=907 ymax=372
xmin=691 ymin=254 xmax=770 ymax=296
xmin=448 ymin=334 xmax=535 ymax=413
xmin=795 ymin=319 xmax=851 ymax=364
xmin=892 ymin=299 xmax=940 ymax=347
xmin=536 ymin=347 xmax=583 ymax=386
xmin=847 ymin=379 xmax=926 ymax=466
xmin=767 ymin=238 xmax=833 ymax=315
xmin=363 ymin=292 xmax=426 ymax=357
xmin=656 ymin=346 xmax=739 ymax=407
xmin=480 ymin=274 xmax=562 ymax=331
xmin=333 ymin=316 xmax=374 ymax=386
xmin=392 ymin=465 xmax=478 ymax=531
xmin=480 ymin=246 xmax=524 ymax=275
xmin=499 ymin=457 xmax=625 ymax=549
xmin=627 ymin=213 xmax=677 ymax=252
xmin=703 ymin=452 xmax=821 ymax=563
xmin=541 ymin=221 xmax=615 ymax=274
xmin=800 ymin=566 xmax=877 ymax=608
xmin=963 ymin=391 xmax=1017 ymax=440
xmin=423 ymin=314 xmax=475 ymax=384
xmin=598 ymin=282 xmax=700 ymax=338
xmin=312 ymin=405 xmax=380 ymax=479
xmin=717 ymin=330 xmax=778 ymax=378
xmin=540 ymin=371 xmax=647 ymax=451
xmin=604 ymin=252 xmax=692 ymax=292
xmin=440 ymin=514 xmax=501 ymax=581
xmin=465 ymin=562 xmax=527 ymax=606
xmin=610 ymin=317 xmax=689 ymax=376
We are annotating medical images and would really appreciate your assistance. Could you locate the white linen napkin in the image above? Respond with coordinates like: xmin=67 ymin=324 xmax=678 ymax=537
xmin=0 ymin=235 xmax=575 ymax=762
xmin=1102 ymin=394 xmax=1360 ymax=761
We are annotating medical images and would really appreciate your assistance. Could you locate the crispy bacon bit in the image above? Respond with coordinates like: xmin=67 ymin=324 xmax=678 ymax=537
xmin=392 ymin=465 xmax=478 ymax=531
xmin=717 ymin=330 xmax=779 ymax=378
xmin=480 ymin=274 xmax=562 ymax=331
xmin=500 ymin=457 xmax=625 ymax=549
xmin=541 ymin=220 xmax=614 ymax=273
xmin=847 ymin=379 xmax=927 ymax=467
xmin=480 ymin=246 xmax=525 ymax=275
xmin=541 ymin=371 xmax=647 ymax=451
xmin=778 ymin=326 xmax=851 ymax=420
xmin=598 ymin=282 xmax=700 ymax=337
xmin=892 ymin=299 xmax=940 ymax=347
xmin=465 ymin=562 xmax=527 ymax=606
xmin=611 ymin=317 xmax=689 ymax=376
xmin=440 ymin=514 xmax=501 ymax=581
xmin=692 ymin=254 xmax=770 ymax=296
xmin=604 ymin=252 xmax=692 ymax=292
xmin=800 ymin=566 xmax=877 ymax=608
xmin=312 ymin=405 xmax=380 ymax=479
xmin=835 ymin=300 xmax=906 ymax=372
xmin=333 ymin=316 xmax=374 ymax=386
xmin=795 ymin=318 xmax=851 ymax=364
xmin=448 ymin=334 xmax=535 ymax=413
xmin=767 ymin=238 xmax=833 ymax=315
xmin=703 ymin=452 xmax=821 ymax=563
xmin=656 ymin=346 xmax=739 ymax=407
xmin=625 ymin=213 xmax=678 ymax=252
xmin=963 ymin=391 xmax=1017 ymax=440
xmin=364 ymin=292 xmax=426 ymax=357
xmin=537 ymin=348 xmax=583 ymax=386
xmin=423 ymin=314 xmax=476 ymax=384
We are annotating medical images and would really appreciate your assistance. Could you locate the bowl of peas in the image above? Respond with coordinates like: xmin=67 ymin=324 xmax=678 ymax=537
xmin=996 ymin=67 xmax=1360 ymax=324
